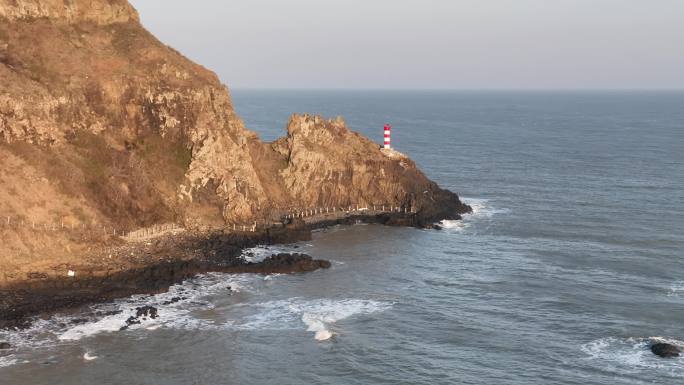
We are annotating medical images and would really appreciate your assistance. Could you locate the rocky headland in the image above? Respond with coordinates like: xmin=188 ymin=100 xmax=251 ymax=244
xmin=0 ymin=0 xmax=471 ymax=328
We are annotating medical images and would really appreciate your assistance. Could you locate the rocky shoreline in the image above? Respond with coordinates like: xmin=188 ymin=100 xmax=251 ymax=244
xmin=0 ymin=0 xmax=473 ymax=337
xmin=0 ymin=210 xmax=457 ymax=331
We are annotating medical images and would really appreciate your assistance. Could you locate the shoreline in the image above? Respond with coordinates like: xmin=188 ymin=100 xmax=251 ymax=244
xmin=0 ymin=210 xmax=450 ymax=331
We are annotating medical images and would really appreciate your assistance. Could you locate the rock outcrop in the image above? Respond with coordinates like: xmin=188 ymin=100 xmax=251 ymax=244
xmin=0 ymin=0 xmax=138 ymax=25
xmin=650 ymin=342 xmax=681 ymax=358
xmin=0 ymin=0 xmax=470 ymax=286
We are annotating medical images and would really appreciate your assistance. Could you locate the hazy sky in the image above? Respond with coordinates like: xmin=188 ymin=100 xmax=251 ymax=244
xmin=130 ymin=0 xmax=684 ymax=90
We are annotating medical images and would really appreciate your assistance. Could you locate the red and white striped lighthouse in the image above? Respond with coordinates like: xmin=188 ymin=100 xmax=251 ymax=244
xmin=383 ymin=124 xmax=392 ymax=149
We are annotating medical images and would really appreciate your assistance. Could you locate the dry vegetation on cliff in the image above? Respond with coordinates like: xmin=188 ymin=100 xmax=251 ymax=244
xmin=0 ymin=0 xmax=470 ymax=289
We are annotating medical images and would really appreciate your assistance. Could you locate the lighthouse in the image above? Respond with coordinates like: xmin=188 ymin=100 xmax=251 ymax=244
xmin=383 ymin=124 xmax=392 ymax=149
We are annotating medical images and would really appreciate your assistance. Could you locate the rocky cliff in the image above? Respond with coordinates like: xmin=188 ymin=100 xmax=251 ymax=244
xmin=0 ymin=0 xmax=470 ymax=281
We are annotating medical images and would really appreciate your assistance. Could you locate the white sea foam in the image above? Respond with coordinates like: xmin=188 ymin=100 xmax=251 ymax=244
xmin=237 ymin=298 xmax=392 ymax=340
xmin=439 ymin=197 xmax=509 ymax=232
xmin=0 ymin=356 xmax=19 ymax=368
xmin=263 ymin=274 xmax=283 ymax=281
xmin=0 ymin=318 xmax=59 ymax=351
xmin=83 ymin=352 xmax=98 ymax=361
xmin=0 ymin=272 xmax=253 ymax=354
xmin=1 ymin=274 xmax=388 ymax=365
xmin=240 ymin=246 xmax=274 ymax=263
xmin=667 ymin=281 xmax=684 ymax=297
xmin=59 ymin=311 xmax=137 ymax=341
xmin=59 ymin=272 xmax=252 ymax=341
xmin=439 ymin=219 xmax=467 ymax=231
xmin=581 ymin=337 xmax=684 ymax=372
xmin=240 ymin=244 xmax=300 ymax=263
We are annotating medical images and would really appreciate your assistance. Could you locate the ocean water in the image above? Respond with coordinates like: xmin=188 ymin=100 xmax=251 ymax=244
xmin=1 ymin=91 xmax=684 ymax=384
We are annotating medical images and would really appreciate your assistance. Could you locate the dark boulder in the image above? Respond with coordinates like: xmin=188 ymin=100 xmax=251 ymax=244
xmin=162 ymin=297 xmax=183 ymax=306
xmin=650 ymin=342 xmax=681 ymax=358
xmin=0 ymin=342 xmax=10 ymax=349
xmin=135 ymin=306 xmax=159 ymax=320
xmin=260 ymin=253 xmax=331 ymax=272
xmin=120 ymin=306 xmax=159 ymax=330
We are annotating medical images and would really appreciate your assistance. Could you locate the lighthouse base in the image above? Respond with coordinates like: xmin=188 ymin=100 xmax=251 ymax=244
xmin=380 ymin=147 xmax=408 ymax=160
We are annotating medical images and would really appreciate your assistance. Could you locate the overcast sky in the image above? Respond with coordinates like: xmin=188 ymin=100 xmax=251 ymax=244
xmin=130 ymin=0 xmax=684 ymax=90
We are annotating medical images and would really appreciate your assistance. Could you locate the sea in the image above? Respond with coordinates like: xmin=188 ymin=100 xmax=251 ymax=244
xmin=1 ymin=91 xmax=683 ymax=384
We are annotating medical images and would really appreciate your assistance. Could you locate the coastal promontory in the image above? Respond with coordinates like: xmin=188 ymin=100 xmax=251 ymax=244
xmin=0 ymin=0 xmax=470 ymax=325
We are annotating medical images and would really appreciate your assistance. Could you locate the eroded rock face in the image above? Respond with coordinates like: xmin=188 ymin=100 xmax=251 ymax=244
xmin=268 ymin=114 xmax=470 ymax=225
xmin=0 ymin=0 xmax=469 ymax=274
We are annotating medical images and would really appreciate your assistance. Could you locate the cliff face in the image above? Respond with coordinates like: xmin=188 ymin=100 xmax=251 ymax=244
xmin=266 ymin=114 xmax=467 ymax=221
xmin=0 ymin=0 xmax=138 ymax=24
xmin=0 ymin=0 xmax=469 ymax=271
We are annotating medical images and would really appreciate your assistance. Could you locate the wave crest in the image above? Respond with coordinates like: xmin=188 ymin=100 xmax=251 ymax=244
xmin=239 ymin=298 xmax=392 ymax=340
xmin=440 ymin=198 xmax=509 ymax=232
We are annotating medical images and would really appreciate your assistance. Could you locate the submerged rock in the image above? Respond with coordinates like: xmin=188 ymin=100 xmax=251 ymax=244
xmin=650 ymin=342 xmax=681 ymax=358
xmin=0 ymin=342 xmax=10 ymax=349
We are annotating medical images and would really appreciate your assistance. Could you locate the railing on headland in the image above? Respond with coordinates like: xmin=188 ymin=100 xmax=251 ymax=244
xmin=0 ymin=203 xmax=417 ymax=241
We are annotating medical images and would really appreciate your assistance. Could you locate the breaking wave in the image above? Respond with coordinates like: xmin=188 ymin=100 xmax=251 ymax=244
xmin=240 ymin=244 xmax=301 ymax=263
xmin=0 ymin=271 xmax=254 ymax=363
xmin=0 ymin=356 xmax=20 ymax=368
xmin=0 ymin=271 xmax=390 ymax=370
xmin=581 ymin=337 xmax=684 ymax=372
xmin=667 ymin=281 xmax=684 ymax=297
xmin=440 ymin=198 xmax=509 ymax=232
xmin=59 ymin=272 xmax=256 ymax=341
xmin=237 ymin=298 xmax=393 ymax=341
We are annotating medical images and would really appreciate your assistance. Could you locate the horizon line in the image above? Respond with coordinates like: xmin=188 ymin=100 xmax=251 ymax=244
xmin=230 ymin=87 xmax=684 ymax=93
